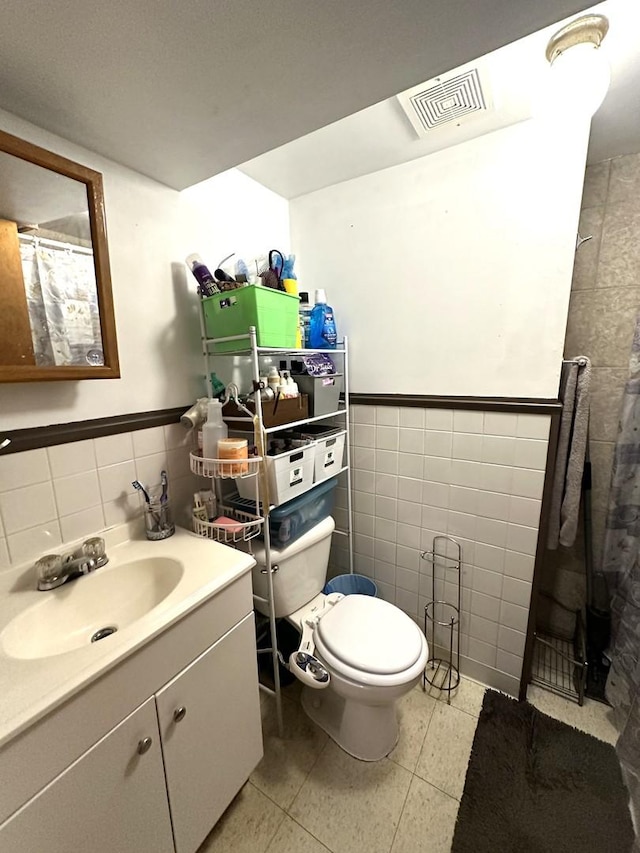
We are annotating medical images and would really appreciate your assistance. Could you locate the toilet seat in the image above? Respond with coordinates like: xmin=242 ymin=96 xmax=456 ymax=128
xmin=313 ymin=595 xmax=427 ymax=688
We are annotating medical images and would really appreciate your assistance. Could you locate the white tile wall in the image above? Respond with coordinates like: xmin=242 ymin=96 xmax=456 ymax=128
xmin=0 ymin=425 xmax=200 ymax=570
xmin=332 ymin=404 xmax=551 ymax=696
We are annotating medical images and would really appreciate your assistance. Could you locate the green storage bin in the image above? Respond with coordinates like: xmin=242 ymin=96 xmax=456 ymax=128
xmin=203 ymin=286 xmax=299 ymax=352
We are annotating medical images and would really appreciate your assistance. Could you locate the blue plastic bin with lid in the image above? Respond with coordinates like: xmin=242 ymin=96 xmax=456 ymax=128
xmin=323 ymin=574 xmax=377 ymax=596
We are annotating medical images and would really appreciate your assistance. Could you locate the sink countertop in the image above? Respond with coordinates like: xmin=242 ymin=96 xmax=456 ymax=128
xmin=0 ymin=524 xmax=256 ymax=749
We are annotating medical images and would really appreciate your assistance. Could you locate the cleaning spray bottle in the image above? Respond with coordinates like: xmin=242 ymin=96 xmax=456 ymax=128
xmin=309 ymin=289 xmax=338 ymax=349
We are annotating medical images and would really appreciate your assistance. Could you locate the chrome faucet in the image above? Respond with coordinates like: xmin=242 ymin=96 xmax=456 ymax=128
xmin=35 ymin=537 xmax=109 ymax=591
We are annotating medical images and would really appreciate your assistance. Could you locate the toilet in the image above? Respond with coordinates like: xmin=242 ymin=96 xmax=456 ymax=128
xmin=252 ymin=516 xmax=428 ymax=761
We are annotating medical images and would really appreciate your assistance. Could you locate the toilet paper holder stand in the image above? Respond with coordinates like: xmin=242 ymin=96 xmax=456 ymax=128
xmin=420 ymin=535 xmax=462 ymax=705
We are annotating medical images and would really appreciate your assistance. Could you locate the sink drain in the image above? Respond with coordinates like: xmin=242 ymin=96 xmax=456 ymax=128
xmin=91 ymin=626 xmax=118 ymax=643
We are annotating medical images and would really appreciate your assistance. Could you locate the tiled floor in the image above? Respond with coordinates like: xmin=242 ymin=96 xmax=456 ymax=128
xmin=198 ymin=678 xmax=619 ymax=853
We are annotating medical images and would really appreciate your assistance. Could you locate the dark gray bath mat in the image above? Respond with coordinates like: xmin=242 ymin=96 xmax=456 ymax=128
xmin=452 ymin=690 xmax=635 ymax=853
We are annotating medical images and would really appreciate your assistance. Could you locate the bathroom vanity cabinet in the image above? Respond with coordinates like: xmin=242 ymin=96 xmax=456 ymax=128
xmin=0 ymin=572 xmax=263 ymax=853
xmin=0 ymin=697 xmax=175 ymax=853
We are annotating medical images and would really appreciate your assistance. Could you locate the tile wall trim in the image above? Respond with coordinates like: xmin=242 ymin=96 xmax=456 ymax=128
xmin=350 ymin=394 xmax=561 ymax=415
xmin=0 ymin=405 xmax=190 ymax=456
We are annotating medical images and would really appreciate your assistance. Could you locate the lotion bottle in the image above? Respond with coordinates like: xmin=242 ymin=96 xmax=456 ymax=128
xmin=287 ymin=375 xmax=299 ymax=397
xmin=267 ymin=367 xmax=280 ymax=394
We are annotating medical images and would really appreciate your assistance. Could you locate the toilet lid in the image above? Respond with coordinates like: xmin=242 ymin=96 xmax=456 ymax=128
xmin=316 ymin=595 xmax=424 ymax=675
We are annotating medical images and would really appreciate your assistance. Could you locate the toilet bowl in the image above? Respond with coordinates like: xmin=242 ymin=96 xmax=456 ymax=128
xmin=252 ymin=517 xmax=429 ymax=761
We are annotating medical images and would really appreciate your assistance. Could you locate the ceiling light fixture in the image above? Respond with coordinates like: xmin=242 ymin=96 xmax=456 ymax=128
xmin=543 ymin=14 xmax=610 ymax=117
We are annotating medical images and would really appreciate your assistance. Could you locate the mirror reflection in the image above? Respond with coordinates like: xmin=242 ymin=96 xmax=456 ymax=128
xmin=0 ymin=150 xmax=104 ymax=368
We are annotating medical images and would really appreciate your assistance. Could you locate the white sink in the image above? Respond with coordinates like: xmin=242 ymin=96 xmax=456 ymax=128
xmin=0 ymin=526 xmax=256 ymax=748
xmin=1 ymin=557 xmax=183 ymax=660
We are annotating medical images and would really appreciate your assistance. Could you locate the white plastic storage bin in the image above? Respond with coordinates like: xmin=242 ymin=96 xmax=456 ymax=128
xmin=295 ymin=425 xmax=346 ymax=484
xmin=236 ymin=441 xmax=316 ymax=506
xmin=266 ymin=441 xmax=316 ymax=506
xmin=313 ymin=430 xmax=346 ymax=482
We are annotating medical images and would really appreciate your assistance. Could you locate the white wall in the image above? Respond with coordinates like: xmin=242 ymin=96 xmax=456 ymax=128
xmin=290 ymin=117 xmax=589 ymax=399
xmin=0 ymin=109 xmax=290 ymax=432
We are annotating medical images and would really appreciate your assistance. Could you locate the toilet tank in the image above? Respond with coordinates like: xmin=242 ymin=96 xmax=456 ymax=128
xmin=251 ymin=516 xmax=335 ymax=617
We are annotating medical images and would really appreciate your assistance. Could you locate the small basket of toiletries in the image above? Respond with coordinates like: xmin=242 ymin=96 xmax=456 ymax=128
xmin=202 ymin=285 xmax=299 ymax=351
xmin=294 ymin=424 xmax=346 ymax=483
xmin=227 ymin=477 xmax=338 ymax=548
xmin=191 ymin=490 xmax=264 ymax=544
xmin=222 ymin=395 xmax=309 ymax=430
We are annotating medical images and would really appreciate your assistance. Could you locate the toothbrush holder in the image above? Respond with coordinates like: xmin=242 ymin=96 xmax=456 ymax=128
xmin=144 ymin=498 xmax=175 ymax=541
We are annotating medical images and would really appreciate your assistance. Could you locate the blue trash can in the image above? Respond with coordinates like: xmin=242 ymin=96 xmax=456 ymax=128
xmin=323 ymin=573 xmax=377 ymax=597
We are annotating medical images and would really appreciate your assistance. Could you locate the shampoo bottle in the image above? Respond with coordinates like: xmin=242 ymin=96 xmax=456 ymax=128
xmin=309 ymin=289 xmax=338 ymax=349
xmin=202 ymin=399 xmax=228 ymax=460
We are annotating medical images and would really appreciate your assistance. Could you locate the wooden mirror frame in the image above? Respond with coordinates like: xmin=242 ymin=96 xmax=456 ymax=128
xmin=0 ymin=128 xmax=120 ymax=382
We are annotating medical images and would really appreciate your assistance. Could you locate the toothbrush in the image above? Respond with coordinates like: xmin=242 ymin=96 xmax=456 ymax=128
xmin=132 ymin=480 xmax=151 ymax=504
xmin=160 ymin=470 xmax=168 ymax=504
xmin=133 ymin=479 xmax=164 ymax=530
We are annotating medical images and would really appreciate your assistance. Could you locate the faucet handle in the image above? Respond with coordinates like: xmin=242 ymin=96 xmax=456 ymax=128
xmin=35 ymin=554 xmax=63 ymax=584
xmin=82 ymin=537 xmax=106 ymax=560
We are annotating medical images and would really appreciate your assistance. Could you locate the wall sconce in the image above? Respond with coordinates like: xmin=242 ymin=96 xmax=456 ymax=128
xmin=543 ymin=14 xmax=610 ymax=118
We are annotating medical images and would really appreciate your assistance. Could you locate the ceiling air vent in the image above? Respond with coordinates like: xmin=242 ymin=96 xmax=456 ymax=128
xmin=397 ymin=68 xmax=491 ymax=136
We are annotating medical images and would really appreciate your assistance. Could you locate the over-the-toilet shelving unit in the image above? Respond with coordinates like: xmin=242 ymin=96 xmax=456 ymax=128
xmin=191 ymin=314 xmax=353 ymax=736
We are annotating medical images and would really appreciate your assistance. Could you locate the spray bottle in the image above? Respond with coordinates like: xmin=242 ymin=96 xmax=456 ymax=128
xmin=186 ymin=254 xmax=219 ymax=297
xmin=202 ymin=400 xmax=228 ymax=460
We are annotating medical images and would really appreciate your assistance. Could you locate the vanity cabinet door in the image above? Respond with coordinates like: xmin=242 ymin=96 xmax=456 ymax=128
xmin=0 ymin=697 xmax=174 ymax=853
xmin=156 ymin=612 xmax=263 ymax=853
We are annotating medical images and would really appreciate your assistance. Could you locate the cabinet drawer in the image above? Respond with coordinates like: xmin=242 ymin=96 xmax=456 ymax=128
xmin=0 ymin=698 xmax=174 ymax=853
xmin=156 ymin=613 xmax=263 ymax=853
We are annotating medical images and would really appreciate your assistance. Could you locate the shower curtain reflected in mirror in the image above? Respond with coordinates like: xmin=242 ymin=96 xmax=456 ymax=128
xmin=19 ymin=236 xmax=103 ymax=367
xmin=603 ymin=313 xmax=640 ymax=839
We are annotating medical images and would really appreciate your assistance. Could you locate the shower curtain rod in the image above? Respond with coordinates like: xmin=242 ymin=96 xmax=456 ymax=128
xmin=563 ymin=357 xmax=589 ymax=367
xmin=18 ymin=232 xmax=93 ymax=256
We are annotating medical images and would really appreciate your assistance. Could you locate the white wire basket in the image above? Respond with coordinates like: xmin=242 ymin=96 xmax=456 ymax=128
xmin=191 ymin=505 xmax=264 ymax=544
xmin=189 ymin=452 xmax=262 ymax=479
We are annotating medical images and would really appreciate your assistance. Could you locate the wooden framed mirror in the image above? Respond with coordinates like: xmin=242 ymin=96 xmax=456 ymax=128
xmin=0 ymin=128 xmax=119 ymax=382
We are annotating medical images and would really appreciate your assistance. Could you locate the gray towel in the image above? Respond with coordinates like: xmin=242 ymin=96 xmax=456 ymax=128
xmin=547 ymin=357 xmax=592 ymax=549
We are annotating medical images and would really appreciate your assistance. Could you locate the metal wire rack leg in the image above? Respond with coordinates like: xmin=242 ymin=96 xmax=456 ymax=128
xmin=421 ymin=536 xmax=462 ymax=705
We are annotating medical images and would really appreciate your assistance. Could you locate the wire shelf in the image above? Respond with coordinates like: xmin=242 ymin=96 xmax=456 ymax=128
xmin=190 ymin=452 xmax=262 ymax=479
xmin=192 ymin=505 xmax=264 ymax=544
xmin=202 ymin=331 xmax=347 ymax=356
xmin=531 ymin=625 xmax=587 ymax=706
